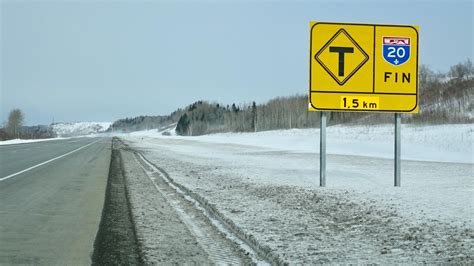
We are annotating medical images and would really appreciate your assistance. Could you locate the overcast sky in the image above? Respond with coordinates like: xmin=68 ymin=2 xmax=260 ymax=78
xmin=1 ymin=0 xmax=472 ymax=125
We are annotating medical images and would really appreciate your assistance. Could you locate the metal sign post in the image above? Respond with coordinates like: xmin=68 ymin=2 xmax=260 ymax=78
xmin=394 ymin=113 xmax=401 ymax=186
xmin=320 ymin=112 xmax=326 ymax=187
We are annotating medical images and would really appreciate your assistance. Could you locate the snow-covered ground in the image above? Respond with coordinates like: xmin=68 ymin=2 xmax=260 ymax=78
xmin=0 ymin=137 xmax=68 ymax=146
xmin=52 ymin=122 xmax=111 ymax=137
xmin=129 ymin=123 xmax=473 ymax=164
xmin=122 ymin=123 xmax=473 ymax=263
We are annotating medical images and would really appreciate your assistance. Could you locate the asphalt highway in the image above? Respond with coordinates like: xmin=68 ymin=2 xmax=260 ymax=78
xmin=0 ymin=138 xmax=111 ymax=264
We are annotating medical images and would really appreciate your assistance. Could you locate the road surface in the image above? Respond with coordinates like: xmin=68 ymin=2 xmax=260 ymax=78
xmin=0 ymin=138 xmax=111 ymax=264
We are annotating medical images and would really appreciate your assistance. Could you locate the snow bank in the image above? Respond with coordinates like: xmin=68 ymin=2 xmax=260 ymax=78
xmin=0 ymin=138 xmax=66 ymax=146
xmin=128 ymin=124 xmax=473 ymax=164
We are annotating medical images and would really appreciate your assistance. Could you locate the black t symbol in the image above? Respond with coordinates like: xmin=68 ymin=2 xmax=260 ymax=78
xmin=329 ymin=47 xmax=354 ymax=76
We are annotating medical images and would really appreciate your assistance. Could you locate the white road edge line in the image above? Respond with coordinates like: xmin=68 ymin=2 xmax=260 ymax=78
xmin=0 ymin=139 xmax=101 ymax=182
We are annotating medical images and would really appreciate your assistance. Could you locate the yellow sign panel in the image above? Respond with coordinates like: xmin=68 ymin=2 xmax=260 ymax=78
xmin=309 ymin=22 xmax=419 ymax=113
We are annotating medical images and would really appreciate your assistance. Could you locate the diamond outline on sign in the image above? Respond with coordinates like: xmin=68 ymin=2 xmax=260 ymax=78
xmin=314 ymin=28 xmax=369 ymax=86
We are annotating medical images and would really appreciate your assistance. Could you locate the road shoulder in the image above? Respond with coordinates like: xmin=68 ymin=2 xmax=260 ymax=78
xmin=117 ymin=140 xmax=215 ymax=264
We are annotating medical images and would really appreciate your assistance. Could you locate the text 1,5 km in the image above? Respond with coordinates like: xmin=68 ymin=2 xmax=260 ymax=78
xmin=341 ymin=96 xmax=379 ymax=110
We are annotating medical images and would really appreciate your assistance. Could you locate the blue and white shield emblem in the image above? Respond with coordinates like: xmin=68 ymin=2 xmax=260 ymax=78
xmin=383 ymin=37 xmax=411 ymax=66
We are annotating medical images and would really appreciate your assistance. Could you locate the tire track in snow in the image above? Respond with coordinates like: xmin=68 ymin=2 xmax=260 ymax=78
xmin=133 ymin=152 xmax=261 ymax=265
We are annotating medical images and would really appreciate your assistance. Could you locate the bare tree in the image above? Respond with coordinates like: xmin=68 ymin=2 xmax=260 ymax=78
xmin=449 ymin=59 xmax=473 ymax=81
xmin=7 ymin=108 xmax=24 ymax=138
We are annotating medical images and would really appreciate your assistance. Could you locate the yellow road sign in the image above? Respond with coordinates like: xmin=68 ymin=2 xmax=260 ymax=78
xmin=309 ymin=22 xmax=419 ymax=113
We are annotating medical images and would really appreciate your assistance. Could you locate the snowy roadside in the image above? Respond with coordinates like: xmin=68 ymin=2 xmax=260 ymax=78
xmin=123 ymin=132 xmax=473 ymax=264
xmin=128 ymin=124 xmax=473 ymax=164
xmin=0 ymin=137 xmax=67 ymax=146
xmin=119 ymin=149 xmax=212 ymax=264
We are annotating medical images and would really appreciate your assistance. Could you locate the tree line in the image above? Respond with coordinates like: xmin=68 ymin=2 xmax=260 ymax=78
xmin=175 ymin=97 xmax=322 ymax=136
xmin=175 ymin=59 xmax=473 ymax=136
